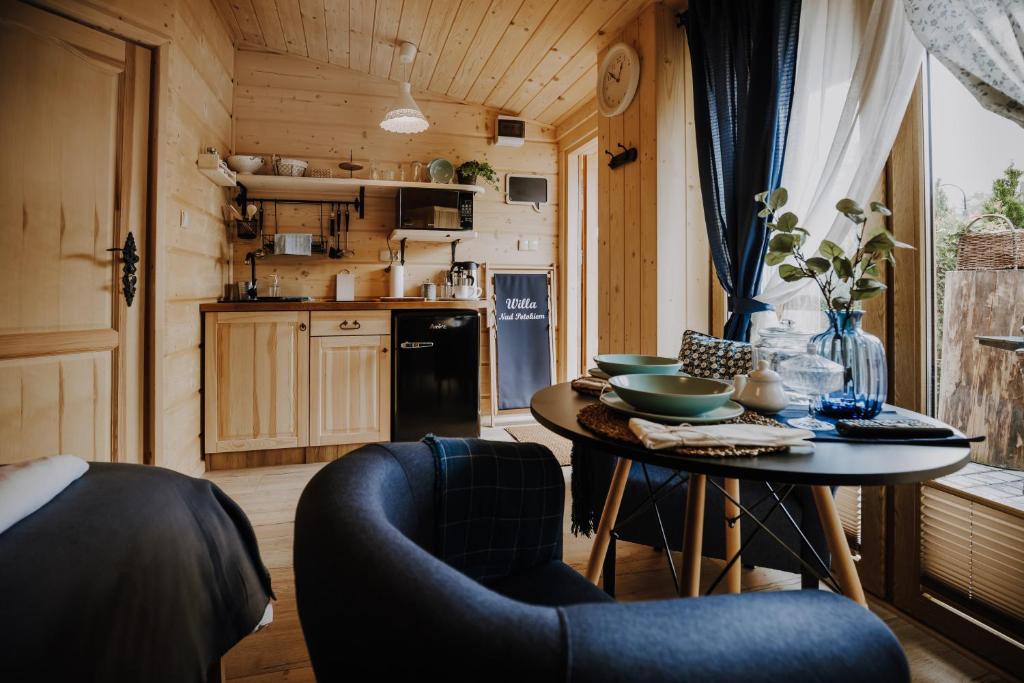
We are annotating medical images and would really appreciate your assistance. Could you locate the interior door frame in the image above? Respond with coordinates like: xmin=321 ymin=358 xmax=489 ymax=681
xmin=109 ymin=39 xmax=153 ymax=465
xmin=559 ymin=136 xmax=599 ymax=380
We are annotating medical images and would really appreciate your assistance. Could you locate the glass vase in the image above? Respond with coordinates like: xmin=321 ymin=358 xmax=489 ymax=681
xmin=809 ymin=310 xmax=887 ymax=419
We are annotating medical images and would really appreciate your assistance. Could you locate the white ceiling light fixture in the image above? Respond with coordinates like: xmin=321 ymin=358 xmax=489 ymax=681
xmin=380 ymin=42 xmax=429 ymax=134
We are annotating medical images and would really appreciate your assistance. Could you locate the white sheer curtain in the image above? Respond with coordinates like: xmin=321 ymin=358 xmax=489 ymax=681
xmin=752 ymin=0 xmax=925 ymax=335
xmin=905 ymin=0 xmax=1024 ymax=129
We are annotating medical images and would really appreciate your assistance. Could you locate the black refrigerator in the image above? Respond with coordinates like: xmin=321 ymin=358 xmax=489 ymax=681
xmin=392 ymin=310 xmax=480 ymax=441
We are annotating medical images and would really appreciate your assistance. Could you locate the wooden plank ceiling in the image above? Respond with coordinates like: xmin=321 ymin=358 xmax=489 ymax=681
xmin=215 ymin=0 xmax=651 ymax=125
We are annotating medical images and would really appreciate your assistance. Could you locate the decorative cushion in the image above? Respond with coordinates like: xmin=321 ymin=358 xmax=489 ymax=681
xmin=678 ymin=330 xmax=753 ymax=379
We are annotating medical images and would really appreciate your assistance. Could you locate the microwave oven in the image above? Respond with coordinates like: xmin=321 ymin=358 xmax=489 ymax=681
xmin=395 ymin=187 xmax=474 ymax=231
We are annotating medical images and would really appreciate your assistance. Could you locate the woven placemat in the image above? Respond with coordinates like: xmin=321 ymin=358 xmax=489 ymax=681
xmin=577 ymin=403 xmax=789 ymax=458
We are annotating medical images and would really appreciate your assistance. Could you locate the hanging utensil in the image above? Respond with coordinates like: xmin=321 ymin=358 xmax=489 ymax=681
xmin=341 ymin=203 xmax=355 ymax=257
xmin=328 ymin=203 xmax=342 ymax=259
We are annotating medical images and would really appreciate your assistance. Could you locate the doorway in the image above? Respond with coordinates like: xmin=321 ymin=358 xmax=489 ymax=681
xmin=564 ymin=138 xmax=599 ymax=378
xmin=0 ymin=2 xmax=151 ymax=464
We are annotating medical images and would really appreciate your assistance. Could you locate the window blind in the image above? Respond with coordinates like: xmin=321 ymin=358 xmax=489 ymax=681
xmin=921 ymin=483 xmax=1024 ymax=622
xmin=836 ymin=485 xmax=861 ymax=547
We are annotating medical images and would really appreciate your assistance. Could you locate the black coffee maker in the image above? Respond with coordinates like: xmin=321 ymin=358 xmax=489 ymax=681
xmin=446 ymin=261 xmax=480 ymax=288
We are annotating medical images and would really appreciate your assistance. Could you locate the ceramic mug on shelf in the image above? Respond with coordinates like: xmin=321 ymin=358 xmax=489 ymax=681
xmin=453 ymin=285 xmax=481 ymax=300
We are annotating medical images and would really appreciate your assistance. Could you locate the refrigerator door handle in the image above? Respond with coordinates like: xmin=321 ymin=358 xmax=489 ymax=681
xmin=399 ymin=341 xmax=435 ymax=349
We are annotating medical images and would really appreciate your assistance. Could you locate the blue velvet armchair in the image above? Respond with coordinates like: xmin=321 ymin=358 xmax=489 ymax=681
xmin=294 ymin=441 xmax=908 ymax=682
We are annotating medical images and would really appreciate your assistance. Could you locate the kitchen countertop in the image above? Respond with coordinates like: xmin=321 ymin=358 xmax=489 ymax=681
xmin=199 ymin=299 xmax=489 ymax=313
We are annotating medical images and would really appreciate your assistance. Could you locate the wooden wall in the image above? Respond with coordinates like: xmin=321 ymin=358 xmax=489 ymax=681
xmin=155 ymin=0 xmax=235 ymax=475
xmin=230 ymin=50 xmax=561 ymax=415
xmin=596 ymin=2 xmax=709 ymax=358
xmin=36 ymin=0 xmax=236 ymax=475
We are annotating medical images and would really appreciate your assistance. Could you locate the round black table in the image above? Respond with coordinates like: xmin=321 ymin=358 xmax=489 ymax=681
xmin=530 ymin=383 xmax=971 ymax=605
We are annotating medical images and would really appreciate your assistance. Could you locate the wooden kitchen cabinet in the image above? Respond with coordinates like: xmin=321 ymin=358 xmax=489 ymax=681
xmin=204 ymin=311 xmax=310 ymax=453
xmin=309 ymin=334 xmax=391 ymax=445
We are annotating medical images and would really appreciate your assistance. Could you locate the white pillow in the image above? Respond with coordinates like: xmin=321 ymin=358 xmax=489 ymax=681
xmin=0 ymin=454 xmax=89 ymax=535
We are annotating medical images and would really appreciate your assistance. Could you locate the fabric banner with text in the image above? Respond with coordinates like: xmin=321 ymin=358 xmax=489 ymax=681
xmin=493 ymin=273 xmax=552 ymax=410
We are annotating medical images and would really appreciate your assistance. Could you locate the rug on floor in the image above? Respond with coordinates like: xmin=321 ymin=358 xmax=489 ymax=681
xmin=504 ymin=425 xmax=572 ymax=467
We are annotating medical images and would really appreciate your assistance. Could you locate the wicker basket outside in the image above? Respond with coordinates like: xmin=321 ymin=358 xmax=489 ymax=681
xmin=955 ymin=213 xmax=1023 ymax=270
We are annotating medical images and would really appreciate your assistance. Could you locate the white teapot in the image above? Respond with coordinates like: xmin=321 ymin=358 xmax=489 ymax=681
xmin=736 ymin=360 xmax=789 ymax=413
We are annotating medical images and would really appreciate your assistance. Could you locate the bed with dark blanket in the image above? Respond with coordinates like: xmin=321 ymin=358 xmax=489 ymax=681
xmin=0 ymin=462 xmax=273 ymax=682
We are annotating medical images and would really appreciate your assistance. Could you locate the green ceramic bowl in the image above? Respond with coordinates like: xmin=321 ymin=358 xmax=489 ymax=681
xmin=593 ymin=354 xmax=682 ymax=377
xmin=608 ymin=374 xmax=734 ymax=416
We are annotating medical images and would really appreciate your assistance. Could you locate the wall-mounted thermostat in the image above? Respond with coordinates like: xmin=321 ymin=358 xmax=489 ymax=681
xmin=506 ymin=174 xmax=548 ymax=208
xmin=495 ymin=115 xmax=526 ymax=147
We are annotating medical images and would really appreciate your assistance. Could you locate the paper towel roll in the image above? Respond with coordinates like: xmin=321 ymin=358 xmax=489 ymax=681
xmin=389 ymin=264 xmax=405 ymax=298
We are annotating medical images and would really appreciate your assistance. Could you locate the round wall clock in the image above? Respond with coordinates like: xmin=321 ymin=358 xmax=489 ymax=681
xmin=597 ymin=42 xmax=641 ymax=117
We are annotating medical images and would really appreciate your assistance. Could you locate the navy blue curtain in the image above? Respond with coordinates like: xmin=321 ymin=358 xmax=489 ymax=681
xmin=686 ymin=0 xmax=801 ymax=341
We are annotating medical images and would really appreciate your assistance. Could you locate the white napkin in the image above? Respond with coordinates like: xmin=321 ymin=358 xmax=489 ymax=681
xmin=629 ymin=418 xmax=814 ymax=451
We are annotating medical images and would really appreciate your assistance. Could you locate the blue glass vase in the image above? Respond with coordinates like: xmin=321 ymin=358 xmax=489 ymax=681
xmin=809 ymin=310 xmax=887 ymax=419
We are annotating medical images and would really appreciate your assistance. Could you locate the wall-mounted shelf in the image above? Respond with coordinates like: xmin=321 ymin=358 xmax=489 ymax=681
xmin=389 ymin=229 xmax=478 ymax=265
xmin=389 ymin=229 xmax=478 ymax=243
xmin=198 ymin=153 xmax=237 ymax=187
xmin=239 ymin=175 xmax=485 ymax=200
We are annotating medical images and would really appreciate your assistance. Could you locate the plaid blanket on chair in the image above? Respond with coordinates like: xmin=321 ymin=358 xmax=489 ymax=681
xmin=423 ymin=436 xmax=563 ymax=582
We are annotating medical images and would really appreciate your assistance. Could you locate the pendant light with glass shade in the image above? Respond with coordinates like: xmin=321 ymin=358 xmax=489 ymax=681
xmin=380 ymin=42 xmax=429 ymax=134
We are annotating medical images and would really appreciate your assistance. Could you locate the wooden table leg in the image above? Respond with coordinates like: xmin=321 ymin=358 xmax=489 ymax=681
xmin=812 ymin=485 xmax=867 ymax=607
xmin=585 ymin=457 xmax=633 ymax=585
xmin=724 ymin=477 xmax=742 ymax=594
xmin=681 ymin=473 xmax=707 ymax=597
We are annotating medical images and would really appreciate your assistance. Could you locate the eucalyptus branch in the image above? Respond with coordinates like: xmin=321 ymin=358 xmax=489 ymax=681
xmin=756 ymin=189 xmax=906 ymax=326
xmin=788 ymin=243 xmax=831 ymax=307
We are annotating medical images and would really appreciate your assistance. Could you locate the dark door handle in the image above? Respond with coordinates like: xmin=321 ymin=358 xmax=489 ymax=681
xmin=107 ymin=232 xmax=139 ymax=307
xmin=339 ymin=320 xmax=362 ymax=330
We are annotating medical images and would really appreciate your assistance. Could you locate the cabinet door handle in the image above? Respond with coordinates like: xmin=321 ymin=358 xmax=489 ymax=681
xmin=400 ymin=341 xmax=434 ymax=349
xmin=339 ymin=320 xmax=362 ymax=330
xmin=299 ymin=323 xmax=307 ymax=331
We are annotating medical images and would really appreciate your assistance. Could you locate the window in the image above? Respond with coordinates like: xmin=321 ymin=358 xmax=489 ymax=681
xmin=913 ymin=53 xmax=1024 ymax=656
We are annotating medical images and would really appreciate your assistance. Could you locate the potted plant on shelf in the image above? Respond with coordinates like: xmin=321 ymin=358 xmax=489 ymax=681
xmin=456 ymin=160 xmax=499 ymax=190
xmin=757 ymin=188 xmax=912 ymax=418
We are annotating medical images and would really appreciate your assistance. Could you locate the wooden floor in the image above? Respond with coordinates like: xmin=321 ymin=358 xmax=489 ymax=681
xmin=209 ymin=462 xmax=1013 ymax=682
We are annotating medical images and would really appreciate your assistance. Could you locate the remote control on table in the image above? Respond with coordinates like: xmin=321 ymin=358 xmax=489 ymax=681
xmin=835 ymin=418 xmax=954 ymax=439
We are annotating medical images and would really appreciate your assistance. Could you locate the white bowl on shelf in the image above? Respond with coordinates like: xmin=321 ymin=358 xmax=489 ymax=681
xmin=226 ymin=155 xmax=264 ymax=174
